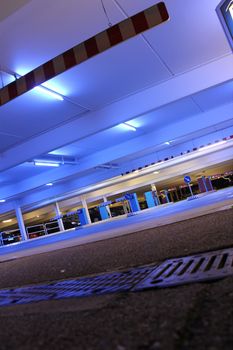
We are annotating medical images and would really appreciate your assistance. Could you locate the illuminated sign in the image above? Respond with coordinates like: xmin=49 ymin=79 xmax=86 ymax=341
xmin=216 ymin=0 xmax=233 ymax=50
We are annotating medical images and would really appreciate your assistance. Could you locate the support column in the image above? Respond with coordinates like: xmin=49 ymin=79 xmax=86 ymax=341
xmin=151 ymin=184 xmax=160 ymax=205
xmin=103 ymin=195 xmax=112 ymax=218
xmin=80 ymin=196 xmax=92 ymax=224
xmin=54 ymin=202 xmax=65 ymax=231
xmin=15 ymin=205 xmax=27 ymax=241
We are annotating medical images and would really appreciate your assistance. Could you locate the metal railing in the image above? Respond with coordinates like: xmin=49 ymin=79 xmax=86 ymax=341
xmin=26 ymin=221 xmax=60 ymax=239
xmin=0 ymin=229 xmax=21 ymax=246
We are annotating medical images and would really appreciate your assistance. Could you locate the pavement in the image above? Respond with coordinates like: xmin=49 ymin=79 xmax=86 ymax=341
xmin=0 ymin=207 xmax=232 ymax=349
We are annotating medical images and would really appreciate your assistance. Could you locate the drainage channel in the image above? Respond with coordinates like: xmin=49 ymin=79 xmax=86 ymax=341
xmin=0 ymin=247 xmax=233 ymax=307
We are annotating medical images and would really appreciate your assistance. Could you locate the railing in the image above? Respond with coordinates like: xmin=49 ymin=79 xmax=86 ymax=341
xmin=26 ymin=221 xmax=60 ymax=239
xmin=0 ymin=229 xmax=21 ymax=246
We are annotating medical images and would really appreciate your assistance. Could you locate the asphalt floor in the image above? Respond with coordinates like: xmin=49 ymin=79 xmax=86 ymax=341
xmin=0 ymin=208 xmax=232 ymax=349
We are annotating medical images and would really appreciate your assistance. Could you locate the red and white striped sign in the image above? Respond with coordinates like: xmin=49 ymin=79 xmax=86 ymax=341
xmin=0 ymin=2 xmax=169 ymax=106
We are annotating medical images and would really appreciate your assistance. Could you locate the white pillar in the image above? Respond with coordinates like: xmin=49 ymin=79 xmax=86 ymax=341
xmin=80 ymin=196 xmax=92 ymax=224
xmin=103 ymin=195 xmax=112 ymax=218
xmin=54 ymin=202 xmax=65 ymax=231
xmin=15 ymin=205 xmax=28 ymax=241
xmin=151 ymin=184 xmax=157 ymax=191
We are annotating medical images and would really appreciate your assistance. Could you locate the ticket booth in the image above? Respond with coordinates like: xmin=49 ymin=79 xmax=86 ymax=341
xmin=115 ymin=193 xmax=140 ymax=213
xmin=98 ymin=201 xmax=112 ymax=220
xmin=144 ymin=191 xmax=160 ymax=208
xmin=77 ymin=208 xmax=89 ymax=225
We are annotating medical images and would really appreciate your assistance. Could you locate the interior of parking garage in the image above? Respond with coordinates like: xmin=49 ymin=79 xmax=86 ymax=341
xmin=0 ymin=1 xmax=233 ymax=349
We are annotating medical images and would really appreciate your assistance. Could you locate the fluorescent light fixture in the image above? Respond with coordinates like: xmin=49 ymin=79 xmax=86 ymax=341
xmin=120 ymin=123 xmax=137 ymax=131
xmin=46 ymin=183 xmax=53 ymax=186
xmin=0 ymin=199 xmax=6 ymax=203
xmin=34 ymin=161 xmax=60 ymax=167
xmin=34 ymin=86 xmax=64 ymax=100
xmin=3 ymin=219 xmax=12 ymax=223
xmin=198 ymin=141 xmax=227 ymax=152
xmin=153 ymin=171 xmax=159 ymax=174
xmin=164 ymin=141 xmax=171 ymax=145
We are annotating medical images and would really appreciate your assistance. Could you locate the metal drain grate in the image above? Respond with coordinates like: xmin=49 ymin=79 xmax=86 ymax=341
xmin=0 ymin=248 xmax=233 ymax=307
xmin=0 ymin=266 xmax=156 ymax=307
xmin=133 ymin=248 xmax=233 ymax=291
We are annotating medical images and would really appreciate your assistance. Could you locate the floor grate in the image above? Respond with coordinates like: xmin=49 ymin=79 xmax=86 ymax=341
xmin=0 ymin=248 xmax=233 ymax=307
xmin=0 ymin=266 xmax=156 ymax=307
xmin=133 ymin=248 xmax=233 ymax=291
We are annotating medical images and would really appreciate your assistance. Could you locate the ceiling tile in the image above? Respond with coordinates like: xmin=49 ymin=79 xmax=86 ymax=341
xmin=144 ymin=0 xmax=231 ymax=74
xmin=47 ymin=36 xmax=172 ymax=108
xmin=0 ymin=89 xmax=85 ymax=141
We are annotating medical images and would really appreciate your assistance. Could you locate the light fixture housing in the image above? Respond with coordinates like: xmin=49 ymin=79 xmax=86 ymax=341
xmin=33 ymin=86 xmax=64 ymax=100
xmin=120 ymin=123 xmax=137 ymax=131
xmin=34 ymin=161 xmax=60 ymax=167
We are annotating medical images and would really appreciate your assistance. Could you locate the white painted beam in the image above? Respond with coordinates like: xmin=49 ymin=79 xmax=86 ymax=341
xmin=0 ymin=54 xmax=232 ymax=172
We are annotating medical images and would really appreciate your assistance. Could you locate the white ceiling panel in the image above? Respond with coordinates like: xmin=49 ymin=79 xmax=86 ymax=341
xmin=0 ymin=0 xmax=32 ymax=22
xmin=192 ymin=80 xmax=233 ymax=111
xmin=0 ymin=163 xmax=48 ymax=186
xmin=44 ymin=36 xmax=172 ymax=109
xmin=128 ymin=96 xmax=201 ymax=133
xmin=48 ymin=124 xmax=144 ymax=158
xmin=0 ymin=0 xmax=124 ymax=74
xmin=114 ymin=0 xmax=161 ymax=15
xmin=143 ymin=0 xmax=231 ymax=74
xmin=0 ymin=89 xmax=85 ymax=140
xmin=0 ymin=133 xmax=22 ymax=152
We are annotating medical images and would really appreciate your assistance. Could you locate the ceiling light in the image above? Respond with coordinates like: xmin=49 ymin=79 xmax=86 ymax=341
xmin=120 ymin=123 xmax=137 ymax=131
xmin=153 ymin=171 xmax=159 ymax=174
xmin=198 ymin=141 xmax=227 ymax=152
xmin=34 ymin=161 xmax=60 ymax=167
xmin=46 ymin=183 xmax=53 ymax=186
xmin=0 ymin=199 xmax=6 ymax=203
xmin=3 ymin=219 xmax=12 ymax=223
xmin=164 ymin=141 xmax=171 ymax=145
xmin=33 ymin=86 xmax=64 ymax=101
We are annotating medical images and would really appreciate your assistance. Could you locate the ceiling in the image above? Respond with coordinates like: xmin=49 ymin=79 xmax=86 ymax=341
xmin=0 ymin=0 xmax=232 ymax=219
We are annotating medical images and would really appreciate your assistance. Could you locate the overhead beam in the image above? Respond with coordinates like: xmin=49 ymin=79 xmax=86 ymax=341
xmin=0 ymin=2 xmax=169 ymax=105
xmin=0 ymin=54 xmax=232 ymax=172
xmin=1 ymin=144 xmax=232 ymax=216
xmin=1 ymin=104 xmax=232 ymax=201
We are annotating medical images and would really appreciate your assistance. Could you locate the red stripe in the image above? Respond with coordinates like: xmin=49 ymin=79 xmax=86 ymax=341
xmin=107 ymin=25 xmax=123 ymax=46
xmin=8 ymin=82 xmax=18 ymax=99
xmin=25 ymin=71 xmax=36 ymax=90
xmin=131 ymin=12 xmax=149 ymax=34
xmin=43 ymin=60 xmax=55 ymax=80
xmin=84 ymin=37 xmax=99 ymax=58
xmin=157 ymin=2 xmax=169 ymax=21
xmin=63 ymin=48 xmax=76 ymax=69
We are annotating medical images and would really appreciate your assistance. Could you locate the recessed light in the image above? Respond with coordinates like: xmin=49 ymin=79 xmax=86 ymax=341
xmin=35 ymin=161 xmax=60 ymax=167
xmin=120 ymin=123 xmax=137 ymax=131
xmin=34 ymin=86 xmax=64 ymax=101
